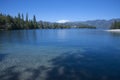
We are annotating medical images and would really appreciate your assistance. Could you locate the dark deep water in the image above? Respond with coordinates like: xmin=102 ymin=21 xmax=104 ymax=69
xmin=0 ymin=29 xmax=120 ymax=80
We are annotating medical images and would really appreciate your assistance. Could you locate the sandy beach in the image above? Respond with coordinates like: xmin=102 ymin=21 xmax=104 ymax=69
xmin=105 ymin=29 xmax=120 ymax=32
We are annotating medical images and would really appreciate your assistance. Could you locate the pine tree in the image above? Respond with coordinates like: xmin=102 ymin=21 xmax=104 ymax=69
xmin=17 ymin=13 xmax=21 ymax=29
xmin=25 ymin=13 xmax=29 ymax=29
xmin=21 ymin=13 xmax=24 ymax=29
xmin=33 ymin=15 xmax=37 ymax=29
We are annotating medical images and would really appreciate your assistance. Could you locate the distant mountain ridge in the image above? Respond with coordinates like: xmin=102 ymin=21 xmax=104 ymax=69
xmin=63 ymin=18 xmax=120 ymax=29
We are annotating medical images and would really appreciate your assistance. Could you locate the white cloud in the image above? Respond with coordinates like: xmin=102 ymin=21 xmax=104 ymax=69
xmin=56 ymin=20 xmax=70 ymax=23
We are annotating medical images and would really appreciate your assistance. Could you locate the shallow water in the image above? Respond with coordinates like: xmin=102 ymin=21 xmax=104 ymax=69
xmin=0 ymin=29 xmax=120 ymax=80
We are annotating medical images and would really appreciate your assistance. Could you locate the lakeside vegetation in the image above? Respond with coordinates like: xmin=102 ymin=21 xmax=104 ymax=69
xmin=0 ymin=13 xmax=71 ymax=30
xmin=110 ymin=21 xmax=120 ymax=29
xmin=0 ymin=13 xmax=96 ymax=30
xmin=0 ymin=13 xmax=38 ymax=30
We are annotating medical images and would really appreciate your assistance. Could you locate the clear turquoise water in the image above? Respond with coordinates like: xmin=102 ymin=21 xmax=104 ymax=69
xmin=0 ymin=29 xmax=120 ymax=80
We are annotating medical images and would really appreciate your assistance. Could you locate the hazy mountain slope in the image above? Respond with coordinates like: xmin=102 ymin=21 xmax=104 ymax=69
xmin=63 ymin=18 xmax=120 ymax=29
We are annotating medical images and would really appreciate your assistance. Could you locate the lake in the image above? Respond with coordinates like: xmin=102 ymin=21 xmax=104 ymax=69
xmin=0 ymin=29 xmax=120 ymax=80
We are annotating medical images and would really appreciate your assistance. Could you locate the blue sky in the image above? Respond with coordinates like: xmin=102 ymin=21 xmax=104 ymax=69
xmin=0 ymin=0 xmax=120 ymax=22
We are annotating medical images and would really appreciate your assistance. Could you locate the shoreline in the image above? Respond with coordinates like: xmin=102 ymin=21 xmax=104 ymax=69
xmin=105 ymin=29 xmax=120 ymax=32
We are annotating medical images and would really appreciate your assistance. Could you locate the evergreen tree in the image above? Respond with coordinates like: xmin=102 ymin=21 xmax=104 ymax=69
xmin=21 ymin=13 xmax=24 ymax=29
xmin=18 ymin=13 xmax=21 ymax=29
xmin=25 ymin=13 xmax=29 ymax=29
xmin=33 ymin=15 xmax=37 ymax=28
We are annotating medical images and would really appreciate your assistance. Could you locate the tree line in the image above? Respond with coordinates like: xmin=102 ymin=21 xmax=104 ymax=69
xmin=110 ymin=21 xmax=120 ymax=29
xmin=0 ymin=13 xmax=39 ymax=30
xmin=0 ymin=13 xmax=71 ymax=30
xmin=0 ymin=13 xmax=96 ymax=30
